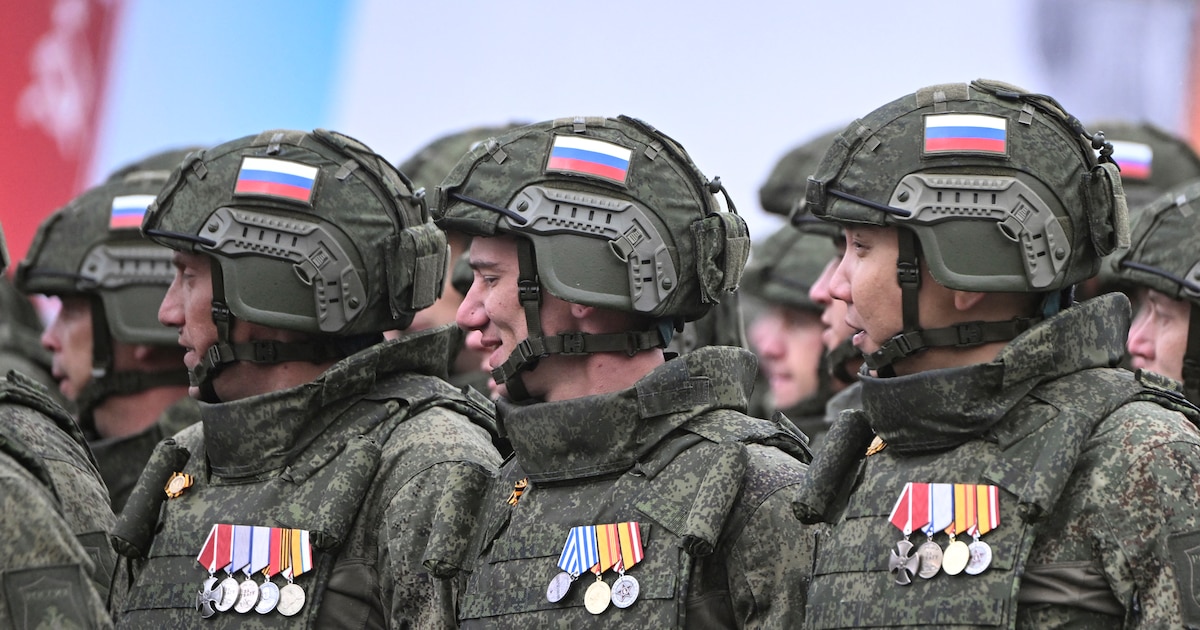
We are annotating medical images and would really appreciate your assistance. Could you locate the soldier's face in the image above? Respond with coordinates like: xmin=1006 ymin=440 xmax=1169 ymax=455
xmin=457 ymin=235 xmax=575 ymax=400
xmin=749 ymin=305 xmax=825 ymax=409
xmin=810 ymin=253 xmax=857 ymax=353
xmin=40 ymin=295 xmax=94 ymax=400
xmin=830 ymin=225 xmax=905 ymax=359
xmin=160 ymin=251 xmax=218 ymax=399
xmin=1127 ymin=288 xmax=1190 ymax=381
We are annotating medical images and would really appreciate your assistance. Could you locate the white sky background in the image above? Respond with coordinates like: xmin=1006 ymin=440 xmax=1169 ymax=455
xmin=91 ymin=0 xmax=1193 ymax=242
xmin=332 ymin=0 xmax=1045 ymax=238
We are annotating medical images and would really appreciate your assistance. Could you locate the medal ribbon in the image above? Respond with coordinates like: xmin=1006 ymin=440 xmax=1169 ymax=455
xmin=291 ymin=529 xmax=313 ymax=578
xmin=927 ymin=483 xmax=954 ymax=537
xmin=888 ymin=482 xmax=915 ymax=536
xmin=556 ymin=526 xmax=598 ymax=578
xmin=975 ymin=485 xmax=1000 ymax=536
xmin=280 ymin=528 xmax=295 ymax=582
xmin=909 ymin=482 xmax=931 ymax=534
xmin=230 ymin=524 xmax=251 ymax=575
xmin=616 ymin=522 xmax=643 ymax=574
xmin=248 ymin=526 xmax=271 ymax=578
xmin=214 ymin=523 xmax=234 ymax=576
xmin=197 ymin=524 xmax=219 ymax=575
xmin=594 ymin=523 xmax=620 ymax=576
xmin=266 ymin=527 xmax=283 ymax=578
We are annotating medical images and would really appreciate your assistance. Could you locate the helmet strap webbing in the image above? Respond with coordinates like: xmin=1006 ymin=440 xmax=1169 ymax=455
xmin=827 ymin=337 xmax=860 ymax=384
xmin=862 ymin=230 xmax=1041 ymax=374
xmin=492 ymin=238 xmax=669 ymax=401
xmin=1183 ymin=307 xmax=1200 ymax=404
xmin=194 ymin=260 xmax=347 ymax=403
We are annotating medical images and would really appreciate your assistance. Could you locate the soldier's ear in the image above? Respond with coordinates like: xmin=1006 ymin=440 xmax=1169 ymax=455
xmin=952 ymin=290 xmax=988 ymax=313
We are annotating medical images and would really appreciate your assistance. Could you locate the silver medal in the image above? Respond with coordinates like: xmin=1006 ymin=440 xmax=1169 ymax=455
xmin=916 ymin=540 xmax=943 ymax=579
xmin=965 ymin=540 xmax=992 ymax=575
xmin=610 ymin=574 xmax=640 ymax=608
xmin=234 ymin=578 xmax=260 ymax=613
xmin=213 ymin=576 xmax=239 ymax=612
xmin=545 ymin=571 xmax=573 ymax=603
xmin=277 ymin=583 xmax=306 ymax=617
xmin=197 ymin=576 xmax=218 ymax=618
xmin=255 ymin=581 xmax=280 ymax=614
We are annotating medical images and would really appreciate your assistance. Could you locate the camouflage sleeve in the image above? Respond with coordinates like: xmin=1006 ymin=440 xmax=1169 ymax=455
xmin=1092 ymin=401 xmax=1200 ymax=627
xmin=726 ymin=444 xmax=813 ymax=628
xmin=0 ymin=453 xmax=113 ymax=629
xmin=379 ymin=406 xmax=501 ymax=630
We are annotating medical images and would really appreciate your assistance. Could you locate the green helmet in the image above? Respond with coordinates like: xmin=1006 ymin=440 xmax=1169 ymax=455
xmin=1114 ymin=177 xmax=1200 ymax=401
xmin=15 ymin=148 xmax=198 ymax=413
xmin=808 ymin=79 xmax=1128 ymax=373
xmin=1088 ymin=120 xmax=1200 ymax=212
xmin=435 ymin=116 xmax=749 ymax=397
xmin=759 ymin=128 xmax=841 ymax=217
xmin=399 ymin=123 xmax=527 ymax=197
xmin=741 ymin=225 xmax=835 ymax=311
xmin=142 ymin=129 xmax=447 ymax=398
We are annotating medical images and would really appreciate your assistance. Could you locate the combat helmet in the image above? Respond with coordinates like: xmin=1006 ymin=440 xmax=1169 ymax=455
xmin=1114 ymin=178 xmax=1200 ymax=401
xmin=435 ymin=116 xmax=750 ymax=399
xmin=742 ymin=225 xmax=835 ymax=312
xmin=16 ymin=148 xmax=197 ymax=413
xmin=807 ymin=79 xmax=1128 ymax=374
xmin=142 ymin=129 xmax=447 ymax=401
xmin=759 ymin=128 xmax=842 ymax=217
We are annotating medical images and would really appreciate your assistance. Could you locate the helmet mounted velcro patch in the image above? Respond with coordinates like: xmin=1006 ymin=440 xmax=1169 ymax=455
xmin=545 ymin=135 xmax=633 ymax=185
xmin=233 ymin=157 xmax=319 ymax=205
xmin=923 ymin=114 xmax=1008 ymax=157
xmin=109 ymin=194 xmax=156 ymax=230
xmin=1109 ymin=140 xmax=1153 ymax=180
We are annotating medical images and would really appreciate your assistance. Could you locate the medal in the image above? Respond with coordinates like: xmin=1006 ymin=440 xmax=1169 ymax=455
xmin=887 ymin=483 xmax=928 ymax=585
xmin=917 ymin=483 xmax=953 ymax=579
xmin=584 ymin=577 xmax=612 ymax=615
xmin=546 ymin=525 xmax=598 ymax=603
xmin=584 ymin=524 xmax=622 ymax=615
xmin=196 ymin=575 xmax=218 ymax=618
xmin=275 ymin=529 xmax=311 ymax=616
xmin=210 ymin=524 xmax=238 ymax=612
xmin=255 ymin=581 xmax=280 ymax=615
xmin=943 ymin=483 xmax=974 ymax=575
xmin=611 ymin=521 xmax=644 ymax=609
xmin=165 ymin=472 xmax=193 ymax=499
xmin=257 ymin=526 xmax=287 ymax=614
xmin=965 ymin=485 xmax=999 ymax=575
xmin=214 ymin=577 xmax=239 ymax=613
xmin=278 ymin=581 xmax=306 ymax=617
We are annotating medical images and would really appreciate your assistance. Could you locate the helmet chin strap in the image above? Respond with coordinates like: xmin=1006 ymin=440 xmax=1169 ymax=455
xmin=490 ymin=238 xmax=670 ymax=402
xmin=861 ymin=230 xmax=1041 ymax=376
xmin=191 ymin=262 xmax=359 ymax=403
xmin=78 ymin=298 xmax=189 ymax=423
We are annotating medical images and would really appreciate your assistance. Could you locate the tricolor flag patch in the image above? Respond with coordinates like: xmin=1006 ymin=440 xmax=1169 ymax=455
xmin=1110 ymin=140 xmax=1153 ymax=180
xmin=109 ymin=194 xmax=156 ymax=230
xmin=924 ymin=114 xmax=1007 ymax=156
xmin=234 ymin=157 xmax=319 ymax=204
xmin=546 ymin=135 xmax=633 ymax=184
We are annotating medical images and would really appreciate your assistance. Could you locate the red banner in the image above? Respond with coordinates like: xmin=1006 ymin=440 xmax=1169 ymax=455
xmin=0 ymin=0 xmax=121 ymax=268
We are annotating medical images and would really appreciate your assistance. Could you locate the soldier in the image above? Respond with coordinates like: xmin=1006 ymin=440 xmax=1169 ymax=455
xmin=392 ymin=123 xmax=525 ymax=395
xmin=0 ymin=222 xmax=114 ymax=628
xmin=437 ymin=116 xmax=814 ymax=627
xmin=741 ymin=225 xmax=836 ymax=445
xmin=0 ymin=274 xmax=61 ymax=400
xmin=109 ymin=129 xmax=501 ymax=627
xmin=794 ymin=80 xmax=1200 ymax=627
xmin=1115 ymin=177 xmax=1200 ymax=404
xmin=16 ymin=149 xmax=201 ymax=512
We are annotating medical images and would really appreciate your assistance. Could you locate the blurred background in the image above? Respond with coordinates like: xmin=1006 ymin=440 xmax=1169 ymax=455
xmin=2 ymin=0 xmax=1197 ymax=264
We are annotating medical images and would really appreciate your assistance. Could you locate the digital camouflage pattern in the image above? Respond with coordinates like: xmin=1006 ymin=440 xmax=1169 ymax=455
xmin=0 ymin=276 xmax=61 ymax=403
xmin=459 ymin=346 xmax=814 ymax=628
xmin=92 ymin=396 xmax=199 ymax=513
xmin=112 ymin=325 xmax=501 ymax=629
xmin=804 ymin=293 xmax=1200 ymax=628
xmin=809 ymin=79 xmax=1128 ymax=294
xmin=0 ymin=371 xmax=115 ymax=625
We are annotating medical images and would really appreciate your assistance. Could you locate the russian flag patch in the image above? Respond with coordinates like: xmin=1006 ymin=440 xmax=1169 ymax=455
xmin=234 ymin=157 xmax=319 ymax=204
xmin=1110 ymin=140 xmax=1153 ymax=180
xmin=924 ymin=114 xmax=1007 ymax=156
xmin=109 ymin=194 xmax=156 ymax=230
xmin=546 ymin=135 xmax=633 ymax=184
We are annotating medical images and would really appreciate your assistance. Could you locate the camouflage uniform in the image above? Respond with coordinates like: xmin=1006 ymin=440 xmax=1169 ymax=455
xmin=0 ymin=276 xmax=61 ymax=400
xmin=112 ymin=328 xmax=500 ymax=628
xmin=795 ymin=80 xmax=1200 ymax=628
xmin=16 ymin=149 xmax=203 ymax=512
xmin=436 ymin=116 xmax=815 ymax=627
xmin=107 ymin=129 xmax=502 ymax=628
xmin=0 ymin=398 xmax=112 ymax=629
xmin=460 ymin=346 xmax=812 ymax=627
